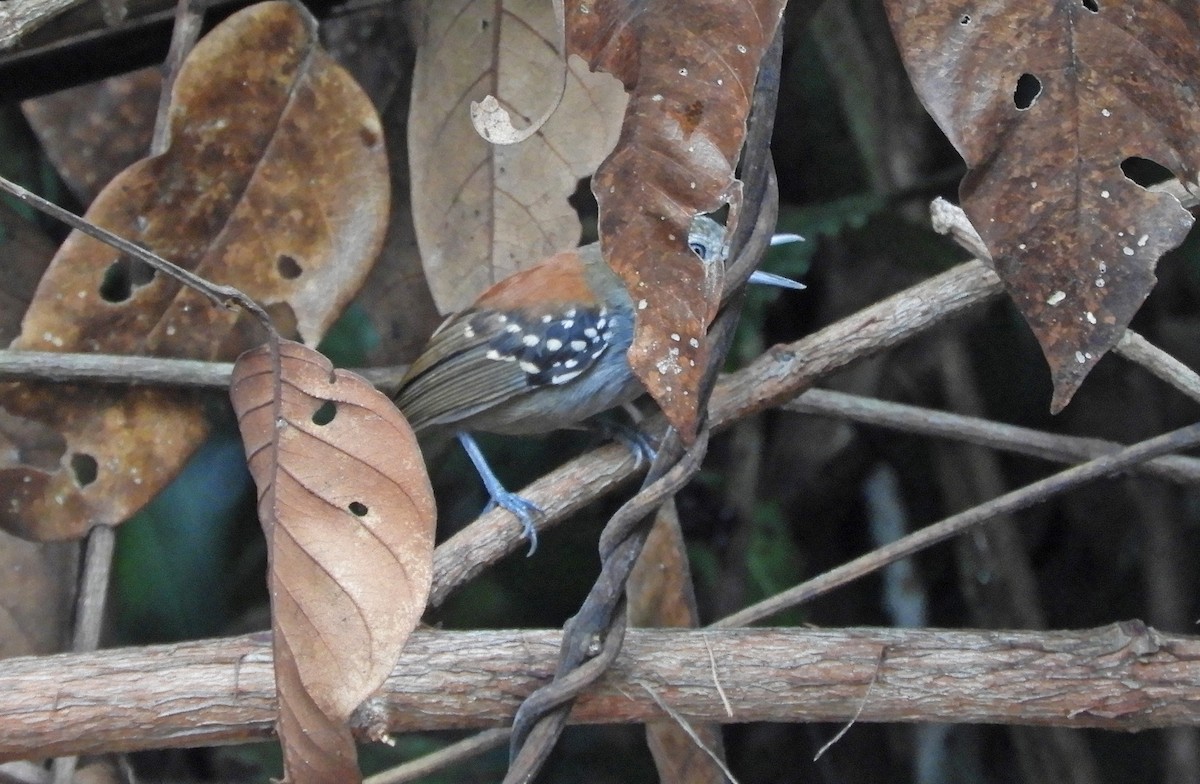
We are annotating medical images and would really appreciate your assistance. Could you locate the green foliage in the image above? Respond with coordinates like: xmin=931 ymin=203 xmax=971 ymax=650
xmin=317 ymin=301 xmax=380 ymax=367
xmin=113 ymin=423 xmax=255 ymax=643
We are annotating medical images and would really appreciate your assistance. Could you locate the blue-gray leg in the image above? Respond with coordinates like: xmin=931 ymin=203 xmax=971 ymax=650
xmin=456 ymin=432 xmax=543 ymax=556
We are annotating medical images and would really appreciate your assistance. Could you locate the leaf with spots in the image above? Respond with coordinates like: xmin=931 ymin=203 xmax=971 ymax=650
xmin=409 ymin=0 xmax=627 ymax=313
xmin=564 ymin=0 xmax=787 ymax=440
xmin=0 ymin=1 xmax=389 ymax=541
xmin=230 ymin=340 xmax=435 ymax=784
xmin=885 ymin=0 xmax=1200 ymax=411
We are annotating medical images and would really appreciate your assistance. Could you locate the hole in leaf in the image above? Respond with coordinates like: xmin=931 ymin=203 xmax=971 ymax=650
xmin=312 ymin=400 xmax=337 ymax=425
xmin=349 ymin=501 xmax=368 ymax=516
xmin=959 ymin=13 xmax=971 ymax=24
xmin=359 ymin=125 xmax=379 ymax=147
xmin=567 ymin=177 xmax=599 ymax=238
xmin=98 ymin=255 xmax=156 ymax=303
xmin=1013 ymin=74 xmax=1042 ymax=110
xmin=1121 ymin=157 xmax=1175 ymax=189
xmin=1082 ymin=0 xmax=1098 ymax=11
xmin=70 ymin=453 xmax=98 ymax=487
xmin=277 ymin=254 xmax=303 ymax=280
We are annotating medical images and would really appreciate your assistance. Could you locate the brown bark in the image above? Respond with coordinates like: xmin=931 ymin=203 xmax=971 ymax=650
xmin=1 ymin=622 xmax=1197 ymax=762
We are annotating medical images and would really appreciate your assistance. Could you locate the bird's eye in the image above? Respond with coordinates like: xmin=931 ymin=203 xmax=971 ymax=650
xmin=689 ymin=241 xmax=708 ymax=260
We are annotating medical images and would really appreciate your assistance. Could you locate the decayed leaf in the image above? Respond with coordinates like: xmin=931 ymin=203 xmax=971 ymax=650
xmin=325 ymin=4 xmax=446 ymax=365
xmin=0 ymin=530 xmax=76 ymax=657
xmin=409 ymin=0 xmax=627 ymax=313
xmin=21 ymin=67 xmax=161 ymax=206
xmin=566 ymin=0 xmax=787 ymax=439
xmin=230 ymin=340 xmax=435 ymax=784
xmin=0 ymin=206 xmax=75 ymax=658
xmin=886 ymin=0 xmax=1200 ymax=411
xmin=0 ymin=1 xmax=389 ymax=541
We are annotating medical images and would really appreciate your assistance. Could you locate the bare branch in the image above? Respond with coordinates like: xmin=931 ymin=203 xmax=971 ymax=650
xmin=716 ymin=420 xmax=1200 ymax=628
xmin=787 ymin=388 xmax=1200 ymax=484
xmin=0 ymin=623 xmax=1195 ymax=761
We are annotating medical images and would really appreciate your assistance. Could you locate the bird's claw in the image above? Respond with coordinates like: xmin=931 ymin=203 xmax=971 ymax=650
xmin=591 ymin=420 xmax=657 ymax=468
xmin=484 ymin=490 xmax=543 ymax=556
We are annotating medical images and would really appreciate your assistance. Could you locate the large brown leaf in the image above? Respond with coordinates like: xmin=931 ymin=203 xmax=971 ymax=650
xmin=886 ymin=0 xmax=1200 ymax=411
xmin=565 ymin=0 xmax=786 ymax=438
xmin=230 ymin=341 xmax=435 ymax=784
xmin=408 ymin=0 xmax=627 ymax=313
xmin=0 ymin=1 xmax=389 ymax=540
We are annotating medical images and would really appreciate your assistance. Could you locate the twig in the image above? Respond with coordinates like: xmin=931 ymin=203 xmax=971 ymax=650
xmin=151 ymin=0 xmax=204 ymax=155
xmin=635 ymin=680 xmax=740 ymax=784
xmin=813 ymin=647 xmax=885 ymax=761
xmin=714 ymin=420 xmax=1200 ymax=628
xmin=1116 ymin=331 xmax=1200 ymax=405
xmin=0 ymin=350 xmax=409 ymax=391
xmin=704 ymin=634 xmax=733 ymax=718
xmin=786 ymin=388 xmax=1200 ymax=484
xmin=930 ymin=197 xmax=1200 ymax=405
xmin=362 ymin=729 xmax=509 ymax=784
xmin=0 ymin=176 xmax=274 ymax=335
xmin=52 ymin=523 xmax=116 ymax=784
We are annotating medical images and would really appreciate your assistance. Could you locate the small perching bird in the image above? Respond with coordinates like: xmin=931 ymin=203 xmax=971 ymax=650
xmin=395 ymin=217 xmax=803 ymax=553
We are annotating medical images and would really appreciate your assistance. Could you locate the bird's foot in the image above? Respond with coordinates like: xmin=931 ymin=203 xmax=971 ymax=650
xmin=458 ymin=432 xmax=543 ymax=556
xmin=589 ymin=419 xmax=657 ymax=468
xmin=482 ymin=489 xmax=543 ymax=556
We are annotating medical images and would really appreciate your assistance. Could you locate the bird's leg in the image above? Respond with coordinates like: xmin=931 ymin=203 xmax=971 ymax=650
xmin=456 ymin=432 xmax=543 ymax=556
xmin=584 ymin=416 xmax=657 ymax=468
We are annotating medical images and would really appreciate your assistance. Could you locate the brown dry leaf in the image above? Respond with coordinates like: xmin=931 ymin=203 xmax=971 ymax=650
xmin=629 ymin=502 xmax=726 ymax=784
xmin=886 ymin=0 xmax=1200 ymax=411
xmin=326 ymin=4 xmax=445 ymax=365
xmin=408 ymin=0 xmax=627 ymax=313
xmin=0 ymin=529 xmax=76 ymax=657
xmin=0 ymin=0 xmax=389 ymax=541
xmin=230 ymin=340 xmax=435 ymax=784
xmin=566 ymin=0 xmax=787 ymax=439
xmin=21 ymin=67 xmax=161 ymax=205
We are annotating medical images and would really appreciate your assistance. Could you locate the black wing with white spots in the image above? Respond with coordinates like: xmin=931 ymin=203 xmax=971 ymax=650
xmin=478 ymin=306 xmax=614 ymax=386
xmin=395 ymin=305 xmax=617 ymax=430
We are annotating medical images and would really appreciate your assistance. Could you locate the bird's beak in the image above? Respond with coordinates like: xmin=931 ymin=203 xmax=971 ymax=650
xmin=748 ymin=232 xmax=807 ymax=290
xmin=748 ymin=270 xmax=806 ymax=290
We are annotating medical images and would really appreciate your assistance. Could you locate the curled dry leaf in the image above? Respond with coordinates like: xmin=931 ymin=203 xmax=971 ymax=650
xmin=409 ymin=0 xmax=627 ymax=313
xmin=0 ymin=0 xmax=388 ymax=541
xmin=886 ymin=0 xmax=1200 ymax=411
xmin=230 ymin=340 xmax=435 ymax=784
xmin=565 ymin=0 xmax=787 ymax=439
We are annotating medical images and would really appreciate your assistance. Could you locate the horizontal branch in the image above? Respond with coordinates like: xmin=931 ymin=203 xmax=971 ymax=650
xmin=788 ymin=389 xmax=1200 ymax=484
xmin=2 ymin=623 xmax=1197 ymax=761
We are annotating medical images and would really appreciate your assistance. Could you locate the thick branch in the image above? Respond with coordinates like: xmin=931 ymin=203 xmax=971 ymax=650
xmin=1 ymin=623 xmax=1198 ymax=761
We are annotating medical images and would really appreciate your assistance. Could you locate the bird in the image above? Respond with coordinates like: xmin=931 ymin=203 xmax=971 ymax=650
xmin=395 ymin=217 xmax=803 ymax=554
